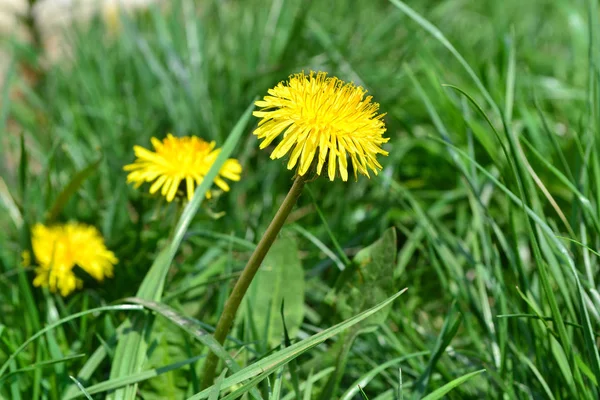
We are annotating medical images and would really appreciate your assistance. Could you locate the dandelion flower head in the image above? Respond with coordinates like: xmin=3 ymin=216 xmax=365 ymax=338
xmin=31 ymin=222 xmax=118 ymax=296
xmin=124 ymin=134 xmax=242 ymax=202
xmin=253 ymin=71 xmax=389 ymax=181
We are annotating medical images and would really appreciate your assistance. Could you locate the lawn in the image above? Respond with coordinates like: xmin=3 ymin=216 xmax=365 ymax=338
xmin=1 ymin=0 xmax=599 ymax=399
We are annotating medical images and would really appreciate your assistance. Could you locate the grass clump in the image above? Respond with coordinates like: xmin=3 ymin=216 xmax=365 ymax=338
xmin=1 ymin=0 xmax=599 ymax=398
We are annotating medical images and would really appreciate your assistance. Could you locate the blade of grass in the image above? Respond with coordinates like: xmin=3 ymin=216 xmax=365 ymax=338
xmin=63 ymin=355 xmax=205 ymax=399
xmin=412 ymin=302 xmax=463 ymax=398
xmin=290 ymin=224 xmax=345 ymax=271
xmin=420 ymin=369 xmax=486 ymax=400
xmin=303 ymin=369 xmax=314 ymax=400
xmin=389 ymin=0 xmax=498 ymax=114
xmin=358 ymin=386 xmax=369 ymax=400
xmin=340 ymin=352 xmax=428 ymax=400
xmin=0 ymin=304 xmax=143 ymax=376
xmin=306 ymin=186 xmax=351 ymax=266
xmin=279 ymin=368 xmax=335 ymax=400
xmin=45 ymin=158 xmax=102 ymax=223
xmin=281 ymin=301 xmax=301 ymax=399
xmin=208 ymin=369 xmax=227 ymax=400
xmin=270 ymin=364 xmax=284 ymax=400
xmin=0 ymin=177 xmax=22 ymax=229
xmin=0 ymin=353 xmax=85 ymax=383
xmin=519 ymin=355 xmax=557 ymax=400
xmin=69 ymin=377 xmax=93 ymax=400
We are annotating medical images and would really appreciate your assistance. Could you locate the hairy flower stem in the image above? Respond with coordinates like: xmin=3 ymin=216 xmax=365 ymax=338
xmin=201 ymin=174 xmax=308 ymax=388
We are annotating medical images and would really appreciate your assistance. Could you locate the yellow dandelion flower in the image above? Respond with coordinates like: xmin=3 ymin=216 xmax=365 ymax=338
xmin=31 ymin=222 xmax=118 ymax=297
xmin=124 ymin=134 xmax=242 ymax=202
xmin=253 ymin=71 xmax=389 ymax=181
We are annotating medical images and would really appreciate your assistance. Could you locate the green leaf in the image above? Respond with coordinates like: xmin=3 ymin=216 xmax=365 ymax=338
xmin=336 ymin=227 xmax=398 ymax=328
xmin=242 ymin=235 xmax=305 ymax=347
xmin=420 ymin=369 xmax=486 ymax=400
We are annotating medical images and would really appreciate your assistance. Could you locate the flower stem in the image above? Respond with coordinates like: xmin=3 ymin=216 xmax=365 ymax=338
xmin=201 ymin=174 xmax=308 ymax=387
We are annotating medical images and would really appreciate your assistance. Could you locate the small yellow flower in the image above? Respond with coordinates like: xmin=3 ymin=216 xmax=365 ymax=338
xmin=124 ymin=134 xmax=242 ymax=202
xmin=253 ymin=71 xmax=389 ymax=181
xmin=31 ymin=222 xmax=118 ymax=297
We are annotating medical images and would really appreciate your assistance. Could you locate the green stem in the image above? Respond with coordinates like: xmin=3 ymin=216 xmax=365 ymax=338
xmin=201 ymin=174 xmax=308 ymax=388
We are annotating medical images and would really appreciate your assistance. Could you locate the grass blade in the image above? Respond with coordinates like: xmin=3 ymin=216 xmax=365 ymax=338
xmin=339 ymin=352 xmax=428 ymax=400
xmin=389 ymin=0 xmax=498 ymax=114
xmin=420 ymin=369 xmax=486 ymax=400
xmin=208 ymin=369 xmax=227 ymax=400
xmin=0 ymin=305 xmax=143 ymax=377
xmin=46 ymin=158 xmax=102 ymax=223
xmin=69 ymin=377 xmax=93 ymax=400
xmin=64 ymin=355 xmax=204 ymax=399
xmin=0 ymin=354 xmax=85 ymax=384
xmin=412 ymin=302 xmax=463 ymax=397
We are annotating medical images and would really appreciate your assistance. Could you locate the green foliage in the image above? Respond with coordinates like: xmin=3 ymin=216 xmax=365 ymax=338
xmin=319 ymin=228 xmax=398 ymax=398
xmin=335 ymin=227 xmax=397 ymax=327
xmin=242 ymin=235 xmax=305 ymax=348
xmin=2 ymin=0 xmax=600 ymax=398
xmin=420 ymin=369 xmax=487 ymax=400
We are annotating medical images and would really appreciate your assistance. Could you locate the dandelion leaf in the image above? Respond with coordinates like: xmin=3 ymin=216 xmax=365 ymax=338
xmin=244 ymin=234 xmax=305 ymax=347
xmin=336 ymin=227 xmax=397 ymax=327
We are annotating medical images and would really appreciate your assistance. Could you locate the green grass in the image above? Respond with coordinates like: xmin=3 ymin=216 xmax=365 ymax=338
xmin=1 ymin=0 xmax=600 ymax=398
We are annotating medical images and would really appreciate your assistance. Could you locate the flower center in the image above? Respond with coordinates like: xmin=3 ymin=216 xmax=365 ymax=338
xmin=159 ymin=137 xmax=213 ymax=176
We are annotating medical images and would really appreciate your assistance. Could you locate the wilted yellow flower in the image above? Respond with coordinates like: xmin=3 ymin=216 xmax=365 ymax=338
xmin=31 ymin=222 xmax=118 ymax=297
xmin=253 ymin=71 xmax=389 ymax=181
xmin=124 ymin=134 xmax=242 ymax=202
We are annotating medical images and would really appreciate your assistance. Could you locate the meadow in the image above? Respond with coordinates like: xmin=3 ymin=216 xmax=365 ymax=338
xmin=1 ymin=0 xmax=599 ymax=398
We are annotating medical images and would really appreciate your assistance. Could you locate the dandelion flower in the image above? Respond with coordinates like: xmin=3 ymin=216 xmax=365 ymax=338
xmin=31 ymin=222 xmax=118 ymax=297
xmin=124 ymin=134 xmax=242 ymax=202
xmin=253 ymin=71 xmax=389 ymax=181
